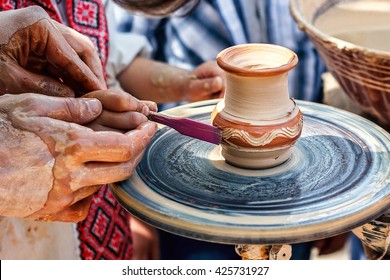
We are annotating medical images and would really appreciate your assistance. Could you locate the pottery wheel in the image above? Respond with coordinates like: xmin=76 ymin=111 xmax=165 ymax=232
xmin=111 ymin=100 xmax=390 ymax=244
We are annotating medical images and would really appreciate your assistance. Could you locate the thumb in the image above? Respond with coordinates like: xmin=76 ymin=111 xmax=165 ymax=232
xmin=18 ymin=95 xmax=103 ymax=125
xmin=45 ymin=97 xmax=103 ymax=124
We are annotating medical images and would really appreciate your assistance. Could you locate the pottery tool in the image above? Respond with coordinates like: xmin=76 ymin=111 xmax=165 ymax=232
xmin=147 ymin=111 xmax=222 ymax=144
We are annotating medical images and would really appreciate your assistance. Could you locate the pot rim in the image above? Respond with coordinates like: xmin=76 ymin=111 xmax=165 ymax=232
xmin=216 ymin=43 xmax=298 ymax=77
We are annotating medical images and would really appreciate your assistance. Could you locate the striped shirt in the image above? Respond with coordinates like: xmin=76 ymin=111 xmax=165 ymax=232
xmin=115 ymin=0 xmax=326 ymax=103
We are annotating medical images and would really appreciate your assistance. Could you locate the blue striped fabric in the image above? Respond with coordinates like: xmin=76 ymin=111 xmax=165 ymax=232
xmin=116 ymin=0 xmax=326 ymax=103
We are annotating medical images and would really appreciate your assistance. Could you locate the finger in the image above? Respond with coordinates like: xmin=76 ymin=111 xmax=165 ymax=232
xmin=27 ymin=195 xmax=93 ymax=222
xmin=0 ymin=61 xmax=75 ymax=97
xmin=40 ymin=20 xmax=104 ymax=92
xmin=193 ymin=61 xmax=226 ymax=79
xmin=65 ymin=121 xmax=157 ymax=162
xmin=201 ymin=76 xmax=224 ymax=93
xmin=83 ymin=90 xmax=148 ymax=113
xmin=39 ymin=183 xmax=100 ymax=215
xmin=48 ymin=195 xmax=94 ymax=222
xmin=75 ymin=150 xmax=146 ymax=186
xmin=87 ymin=122 xmax=125 ymax=133
xmin=53 ymin=21 xmax=106 ymax=88
xmin=25 ymin=55 xmax=50 ymax=73
xmin=44 ymin=64 xmax=92 ymax=97
xmin=77 ymin=53 xmax=106 ymax=90
xmin=20 ymin=96 xmax=102 ymax=124
xmin=91 ymin=110 xmax=148 ymax=131
xmin=141 ymin=100 xmax=158 ymax=112
xmin=187 ymin=76 xmax=224 ymax=101
xmin=68 ymin=184 xmax=101 ymax=206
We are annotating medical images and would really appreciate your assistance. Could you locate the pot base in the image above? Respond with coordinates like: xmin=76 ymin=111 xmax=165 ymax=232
xmin=221 ymin=145 xmax=292 ymax=169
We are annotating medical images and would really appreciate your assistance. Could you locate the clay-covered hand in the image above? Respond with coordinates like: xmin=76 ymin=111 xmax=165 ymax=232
xmin=83 ymin=89 xmax=158 ymax=132
xmin=184 ymin=61 xmax=225 ymax=102
xmin=0 ymin=93 xmax=157 ymax=222
xmin=0 ymin=6 xmax=105 ymax=97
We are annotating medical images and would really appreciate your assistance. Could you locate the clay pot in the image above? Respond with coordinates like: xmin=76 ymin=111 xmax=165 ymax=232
xmin=211 ymin=44 xmax=303 ymax=169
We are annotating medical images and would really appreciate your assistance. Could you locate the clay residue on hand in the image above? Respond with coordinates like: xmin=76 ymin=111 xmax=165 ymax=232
xmin=0 ymin=7 xmax=51 ymax=45
xmin=0 ymin=113 xmax=54 ymax=218
xmin=149 ymin=64 xmax=194 ymax=101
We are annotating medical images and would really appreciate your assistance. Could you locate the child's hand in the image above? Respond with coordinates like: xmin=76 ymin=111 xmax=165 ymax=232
xmin=184 ymin=61 xmax=225 ymax=102
xmin=118 ymin=58 xmax=225 ymax=104
xmin=83 ymin=89 xmax=158 ymax=132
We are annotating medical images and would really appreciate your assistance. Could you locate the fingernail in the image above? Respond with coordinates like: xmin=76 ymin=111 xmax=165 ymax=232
xmin=145 ymin=121 xmax=158 ymax=136
xmin=85 ymin=98 xmax=102 ymax=115
xmin=151 ymin=102 xmax=158 ymax=112
xmin=141 ymin=105 xmax=150 ymax=116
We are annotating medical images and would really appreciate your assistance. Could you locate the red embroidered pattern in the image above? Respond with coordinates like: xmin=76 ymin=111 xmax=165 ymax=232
xmin=74 ymin=1 xmax=98 ymax=27
xmin=67 ymin=0 xmax=108 ymax=67
xmin=77 ymin=185 xmax=133 ymax=260
xmin=0 ymin=0 xmax=133 ymax=260
xmin=0 ymin=0 xmax=62 ymax=21
xmin=1 ymin=0 xmax=16 ymax=10
xmin=0 ymin=0 xmax=108 ymax=66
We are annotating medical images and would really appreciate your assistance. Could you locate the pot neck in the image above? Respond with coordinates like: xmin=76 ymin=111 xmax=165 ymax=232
xmin=222 ymin=72 xmax=293 ymax=121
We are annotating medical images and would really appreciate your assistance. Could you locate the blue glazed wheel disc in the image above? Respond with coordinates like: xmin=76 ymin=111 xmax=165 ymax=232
xmin=111 ymin=100 xmax=390 ymax=244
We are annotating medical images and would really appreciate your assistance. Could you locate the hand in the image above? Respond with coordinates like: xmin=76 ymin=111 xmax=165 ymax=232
xmin=83 ymin=89 xmax=158 ymax=132
xmin=0 ymin=93 xmax=157 ymax=222
xmin=0 ymin=6 xmax=105 ymax=97
xmin=118 ymin=58 xmax=225 ymax=104
xmin=184 ymin=61 xmax=225 ymax=102
xmin=130 ymin=216 xmax=160 ymax=260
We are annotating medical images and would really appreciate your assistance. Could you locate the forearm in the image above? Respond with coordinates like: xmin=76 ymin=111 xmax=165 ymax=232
xmin=118 ymin=56 xmax=194 ymax=103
